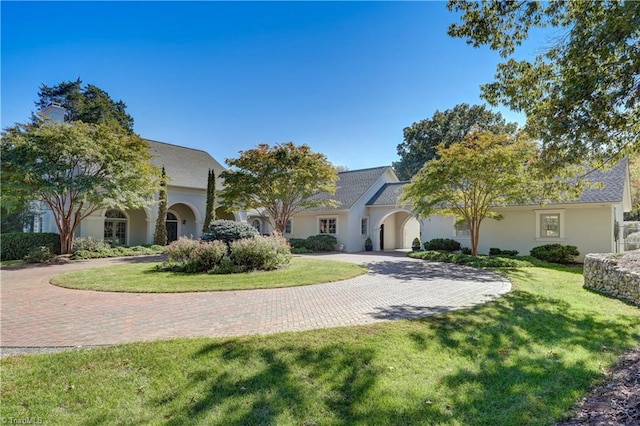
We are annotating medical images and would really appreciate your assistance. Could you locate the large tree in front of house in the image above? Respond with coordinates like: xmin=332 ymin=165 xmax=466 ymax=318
xmin=220 ymin=142 xmax=338 ymax=234
xmin=202 ymin=169 xmax=217 ymax=233
xmin=1 ymin=120 xmax=159 ymax=254
xmin=400 ymin=131 xmax=538 ymax=256
xmin=154 ymin=167 xmax=168 ymax=245
xmin=447 ymin=1 xmax=640 ymax=174
xmin=34 ymin=78 xmax=135 ymax=133
xmin=393 ymin=104 xmax=518 ymax=180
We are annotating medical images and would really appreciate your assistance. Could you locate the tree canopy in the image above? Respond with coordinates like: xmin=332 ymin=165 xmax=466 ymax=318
xmin=400 ymin=131 xmax=538 ymax=255
xmin=393 ymin=104 xmax=518 ymax=180
xmin=35 ymin=78 xmax=135 ymax=133
xmin=1 ymin=121 xmax=159 ymax=253
xmin=447 ymin=1 xmax=640 ymax=173
xmin=220 ymin=142 xmax=338 ymax=234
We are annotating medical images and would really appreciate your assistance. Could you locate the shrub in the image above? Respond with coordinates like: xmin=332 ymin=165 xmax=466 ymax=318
xmin=412 ymin=237 xmax=422 ymax=249
xmin=1 ymin=233 xmax=61 ymax=261
xmin=287 ymin=238 xmax=308 ymax=249
xmin=489 ymin=248 xmax=519 ymax=257
xmin=70 ymin=245 xmax=164 ymax=260
xmin=161 ymin=237 xmax=227 ymax=273
xmin=291 ymin=247 xmax=313 ymax=254
xmin=228 ymin=234 xmax=292 ymax=272
xmin=24 ymin=246 xmax=56 ymax=263
xmin=530 ymin=244 xmax=580 ymax=264
xmin=461 ymin=247 xmax=472 ymax=255
xmin=408 ymin=250 xmax=537 ymax=268
xmin=72 ymin=236 xmax=111 ymax=252
xmin=202 ymin=220 xmax=258 ymax=245
xmin=423 ymin=238 xmax=461 ymax=252
xmin=305 ymin=234 xmax=337 ymax=252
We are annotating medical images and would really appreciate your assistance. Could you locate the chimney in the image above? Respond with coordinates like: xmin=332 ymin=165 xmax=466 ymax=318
xmin=39 ymin=102 xmax=66 ymax=123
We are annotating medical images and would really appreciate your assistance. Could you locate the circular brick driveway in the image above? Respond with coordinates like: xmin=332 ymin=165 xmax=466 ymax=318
xmin=1 ymin=252 xmax=510 ymax=354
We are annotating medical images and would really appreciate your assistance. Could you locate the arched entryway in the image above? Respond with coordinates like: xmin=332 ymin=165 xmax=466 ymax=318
xmin=167 ymin=203 xmax=197 ymax=241
xmin=372 ymin=210 xmax=421 ymax=251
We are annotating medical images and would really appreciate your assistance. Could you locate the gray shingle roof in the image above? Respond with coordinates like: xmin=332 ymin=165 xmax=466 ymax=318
xmin=366 ymin=181 xmax=411 ymax=206
xmin=146 ymin=139 xmax=226 ymax=190
xmin=308 ymin=166 xmax=391 ymax=211
xmin=572 ymin=157 xmax=628 ymax=204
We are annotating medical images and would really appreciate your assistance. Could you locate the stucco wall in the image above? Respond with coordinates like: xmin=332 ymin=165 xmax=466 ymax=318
xmin=583 ymin=253 xmax=640 ymax=306
xmin=420 ymin=204 xmax=617 ymax=262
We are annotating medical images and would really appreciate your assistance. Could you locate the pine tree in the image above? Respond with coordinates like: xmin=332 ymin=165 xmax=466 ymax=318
xmin=202 ymin=169 xmax=217 ymax=234
xmin=154 ymin=167 xmax=168 ymax=245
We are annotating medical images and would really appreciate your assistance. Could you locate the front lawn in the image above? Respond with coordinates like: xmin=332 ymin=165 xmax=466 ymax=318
xmin=50 ymin=257 xmax=367 ymax=292
xmin=2 ymin=264 xmax=639 ymax=425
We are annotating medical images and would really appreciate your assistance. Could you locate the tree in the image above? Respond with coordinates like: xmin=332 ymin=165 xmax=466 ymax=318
xmin=626 ymin=153 xmax=640 ymax=221
xmin=154 ymin=167 xmax=168 ymax=245
xmin=1 ymin=121 xmax=159 ymax=254
xmin=393 ymin=104 xmax=518 ymax=180
xmin=35 ymin=78 xmax=135 ymax=133
xmin=447 ymin=1 xmax=640 ymax=174
xmin=400 ymin=131 xmax=537 ymax=255
xmin=202 ymin=169 xmax=217 ymax=233
xmin=220 ymin=142 xmax=338 ymax=234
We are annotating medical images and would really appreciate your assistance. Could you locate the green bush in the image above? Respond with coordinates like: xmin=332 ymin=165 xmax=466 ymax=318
xmin=1 ymin=233 xmax=61 ymax=261
xmin=160 ymin=237 xmax=227 ymax=273
xmin=229 ymin=234 xmax=292 ymax=272
xmin=202 ymin=220 xmax=258 ymax=245
xmin=305 ymin=234 xmax=337 ymax=252
xmin=24 ymin=246 xmax=56 ymax=263
xmin=461 ymin=247 xmax=472 ymax=255
xmin=530 ymin=244 xmax=580 ymax=264
xmin=423 ymin=238 xmax=461 ymax=252
xmin=287 ymin=238 xmax=308 ymax=249
xmin=70 ymin=245 xmax=164 ymax=260
xmin=408 ymin=250 xmax=537 ymax=268
xmin=72 ymin=236 xmax=111 ymax=252
xmin=489 ymin=247 xmax=519 ymax=257
xmin=291 ymin=247 xmax=313 ymax=254
xmin=412 ymin=237 xmax=421 ymax=249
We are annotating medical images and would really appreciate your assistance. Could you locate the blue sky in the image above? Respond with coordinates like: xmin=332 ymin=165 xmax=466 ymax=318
xmin=2 ymin=1 xmax=543 ymax=170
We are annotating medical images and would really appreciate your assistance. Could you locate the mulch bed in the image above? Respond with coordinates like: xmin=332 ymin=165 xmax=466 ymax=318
xmin=556 ymin=348 xmax=640 ymax=425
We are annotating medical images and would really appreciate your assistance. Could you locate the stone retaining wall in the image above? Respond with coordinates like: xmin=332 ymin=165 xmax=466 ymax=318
xmin=583 ymin=253 xmax=640 ymax=306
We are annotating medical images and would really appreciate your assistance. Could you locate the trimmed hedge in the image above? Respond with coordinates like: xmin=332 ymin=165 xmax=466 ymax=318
xmin=423 ymin=238 xmax=461 ymax=252
xmin=408 ymin=250 xmax=537 ymax=268
xmin=530 ymin=244 xmax=580 ymax=264
xmin=489 ymin=248 xmax=519 ymax=257
xmin=1 ymin=233 xmax=61 ymax=261
xmin=305 ymin=234 xmax=337 ymax=252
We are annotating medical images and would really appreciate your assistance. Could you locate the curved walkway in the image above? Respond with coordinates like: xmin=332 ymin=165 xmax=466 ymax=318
xmin=0 ymin=252 xmax=510 ymax=355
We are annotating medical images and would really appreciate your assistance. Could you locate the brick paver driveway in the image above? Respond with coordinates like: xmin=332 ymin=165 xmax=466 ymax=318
xmin=1 ymin=252 xmax=510 ymax=354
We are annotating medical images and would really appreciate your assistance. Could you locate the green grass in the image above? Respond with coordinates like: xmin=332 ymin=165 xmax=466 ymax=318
xmin=50 ymin=258 xmax=368 ymax=292
xmin=0 ymin=259 xmax=26 ymax=268
xmin=2 ymin=264 xmax=639 ymax=425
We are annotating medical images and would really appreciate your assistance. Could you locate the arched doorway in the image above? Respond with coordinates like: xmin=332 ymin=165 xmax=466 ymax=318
xmin=373 ymin=210 xmax=421 ymax=251
xmin=251 ymin=218 xmax=263 ymax=234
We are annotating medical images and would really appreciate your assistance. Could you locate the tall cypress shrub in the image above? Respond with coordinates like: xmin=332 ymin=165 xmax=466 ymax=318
xmin=154 ymin=167 xmax=168 ymax=245
xmin=202 ymin=169 xmax=217 ymax=233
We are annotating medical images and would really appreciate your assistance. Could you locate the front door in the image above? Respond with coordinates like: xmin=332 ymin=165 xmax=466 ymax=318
xmin=166 ymin=222 xmax=178 ymax=243
xmin=379 ymin=224 xmax=385 ymax=251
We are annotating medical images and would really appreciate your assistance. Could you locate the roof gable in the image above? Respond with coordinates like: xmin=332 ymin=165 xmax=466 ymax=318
xmin=366 ymin=181 xmax=411 ymax=206
xmin=308 ymin=166 xmax=392 ymax=211
xmin=573 ymin=157 xmax=629 ymax=204
xmin=146 ymin=139 xmax=225 ymax=190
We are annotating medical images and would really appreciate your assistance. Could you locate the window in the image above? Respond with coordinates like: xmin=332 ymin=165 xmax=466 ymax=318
xmin=360 ymin=217 xmax=369 ymax=236
xmin=319 ymin=218 xmax=337 ymax=234
xmin=104 ymin=209 xmax=127 ymax=245
xmin=455 ymin=221 xmax=471 ymax=237
xmin=536 ymin=210 xmax=564 ymax=240
xmin=284 ymin=219 xmax=292 ymax=234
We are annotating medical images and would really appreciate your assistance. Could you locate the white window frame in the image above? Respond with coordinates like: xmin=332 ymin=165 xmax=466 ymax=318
xmin=318 ymin=216 xmax=338 ymax=235
xmin=104 ymin=209 xmax=129 ymax=246
xmin=360 ymin=217 xmax=369 ymax=236
xmin=535 ymin=209 xmax=565 ymax=241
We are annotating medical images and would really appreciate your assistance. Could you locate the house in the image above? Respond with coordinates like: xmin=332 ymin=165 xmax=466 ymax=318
xmin=277 ymin=160 xmax=632 ymax=262
xmin=415 ymin=159 xmax=632 ymax=262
